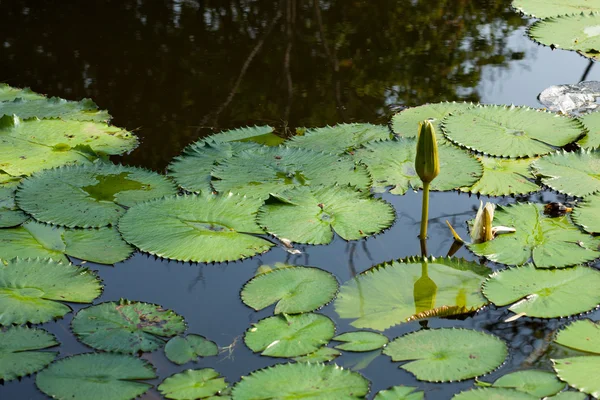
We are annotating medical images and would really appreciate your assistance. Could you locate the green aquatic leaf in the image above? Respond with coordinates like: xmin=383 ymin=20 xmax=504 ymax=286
xmin=483 ymin=265 xmax=600 ymax=318
xmin=573 ymin=193 xmax=600 ymax=233
xmin=462 ymin=156 xmax=540 ymax=196
xmin=158 ymin=368 xmax=228 ymax=400
xmin=578 ymin=111 xmax=600 ymax=149
xmin=241 ymin=265 xmax=338 ymax=314
xmin=512 ymin=0 xmax=600 ymax=18
xmin=118 ymin=194 xmax=273 ymax=263
xmin=17 ymin=163 xmax=177 ymax=228
xmin=468 ymin=203 xmax=600 ymax=268
xmin=231 ymin=363 xmax=370 ymax=399
xmin=335 ymin=256 xmax=489 ymax=331
xmin=0 ymin=326 xmax=58 ymax=382
xmin=244 ymin=313 xmax=335 ymax=358
xmin=529 ymin=13 xmax=600 ymax=61
xmin=492 ymin=370 xmax=565 ymax=397
xmin=452 ymin=388 xmax=537 ymax=400
xmin=553 ymin=356 xmax=600 ymax=399
xmin=0 ymin=183 xmax=28 ymax=228
xmin=0 ymin=258 xmax=102 ymax=325
xmin=548 ymin=392 xmax=588 ymax=400
xmin=212 ymin=146 xmax=370 ymax=199
xmin=0 ymin=97 xmax=110 ymax=122
xmin=205 ymin=125 xmax=283 ymax=146
xmin=292 ymin=347 xmax=341 ymax=363
xmin=71 ymin=300 xmax=186 ymax=354
xmin=332 ymin=331 xmax=389 ymax=352
xmin=555 ymin=319 xmax=600 ymax=353
xmin=0 ymin=84 xmax=45 ymax=101
xmin=36 ymin=352 xmax=156 ymax=400
xmin=288 ymin=123 xmax=392 ymax=154
xmin=374 ymin=386 xmax=424 ymax=400
xmin=258 ymin=185 xmax=395 ymax=244
xmin=442 ymin=105 xmax=583 ymax=157
xmin=383 ymin=328 xmax=508 ymax=382
xmin=534 ymin=150 xmax=600 ymax=197
xmin=0 ymin=220 xmax=133 ymax=264
xmin=165 ymin=335 xmax=218 ymax=365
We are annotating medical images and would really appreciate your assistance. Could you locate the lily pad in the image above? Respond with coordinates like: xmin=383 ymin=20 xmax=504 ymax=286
xmin=241 ymin=265 xmax=338 ymax=314
xmin=553 ymin=356 xmax=600 ymax=398
xmin=529 ymin=13 xmax=600 ymax=61
xmin=35 ymin=352 xmax=156 ymax=400
xmin=118 ymin=194 xmax=274 ymax=263
xmin=231 ymin=362 xmax=370 ymax=399
xmin=512 ymin=0 xmax=600 ymax=18
xmin=0 ymin=220 xmax=133 ymax=264
xmin=0 ymin=115 xmax=138 ymax=176
xmin=383 ymin=328 xmax=508 ymax=382
xmin=0 ymin=97 xmax=110 ymax=122
xmin=17 ymin=163 xmax=177 ymax=228
xmin=492 ymin=370 xmax=565 ymax=397
xmin=533 ymin=150 xmax=600 ymax=197
xmin=483 ymin=265 xmax=600 ymax=318
xmin=374 ymin=386 xmax=424 ymax=400
xmin=165 ymin=335 xmax=218 ymax=365
xmin=0 ymin=84 xmax=45 ymax=101
xmin=452 ymin=388 xmax=537 ymax=400
xmin=258 ymin=185 xmax=395 ymax=244
xmin=71 ymin=300 xmax=186 ymax=354
xmin=292 ymin=347 xmax=341 ymax=363
xmin=555 ymin=319 xmax=600 ymax=353
xmin=244 ymin=313 xmax=335 ymax=358
xmin=548 ymin=392 xmax=588 ymax=400
xmin=335 ymin=256 xmax=490 ymax=331
xmin=461 ymin=156 xmax=540 ymax=196
xmin=205 ymin=125 xmax=283 ymax=146
xmin=0 ymin=258 xmax=102 ymax=325
xmin=332 ymin=331 xmax=389 ymax=352
xmin=468 ymin=203 xmax=600 ymax=268
xmin=212 ymin=146 xmax=371 ymax=199
xmin=0 ymin=326 xmax=58 ymax=382
xmin=573 ymin=193 xmax=600 ymax=233
xmin=0 ymin=183 xmax=28 ymax=228
xmin=288 ymin=123 xmax=392 ymax=154
xmin=353 ymin=138 xmax=482 ymax=195
xmin=442 ymin=105 xmax=584 ymax=157
xmin=158 ymin=368 xmax=228 ymax=400
xmin=578 ymin=111 xmax=600 ymax=149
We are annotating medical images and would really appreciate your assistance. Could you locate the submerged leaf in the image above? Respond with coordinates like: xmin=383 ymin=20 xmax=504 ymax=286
xmin=158 ymin=369 xmax=228 ymax=400
xmin=288 ymin=123 xmax=392 ymax=154
xmin=555 ymin=319 xmax=600 ymax=354
xmin=205 ymin=125 xmax=282 ymax=145
xmin=292 ymin=347 xmax=341 ymax=363
xmin=0 ymin=326 xmax=58 ymax=382
xmin=165 ymin=335 xmax=218 ymax=365
xmin=452 ymin=388 xmax=537 ymax=400
xmin=492 ymin=370 xmax=565 ymax=397
xmin=374 ymin=386 xmax=424 ymax=400
xmin=332 ymin=331 xmax=389 ymax=352
xmin=0 ymin=97 xmax=110 ymax=122
xmin=534 ymin=150 xmax=600 ymax=197
xmin=553 ymin=356 xmax=600 ymax=399
xmin=462 ymin=156 xmax=540 ymax=196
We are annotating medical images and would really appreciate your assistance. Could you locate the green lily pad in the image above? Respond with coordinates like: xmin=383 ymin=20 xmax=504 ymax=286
xmin=468 ymin=203 xmax=600 ymax=268
xmin=0 ymin=183 xmax=28 ymax=228
xmin=573 ymin=193 xmax=600 ymax=233
xmin=332 ymin=331 xmax=389 ymax=352
xmin=165 ymin=335 xmax=218 ymax=365
xmin=0 ymin=220 xmax=133 ymax=264
xmin=118 ymin=194 xmax=273 ymax=263
xmin=442 ymin=105 xmax=583 ymax=158
xmin=0 ymin=84 xmax=45 ymax=101
xmin=529 ymin=13 xmax=600 ymax=61
xmin=555 ymin=319 xmax=600 ymax=353
xmin=548 ymin=392 xmax=588 ymax=400
xmin=72 ymin=300 xmax=186 ymax=354
xmin=244 ymin=313 xmax=335 ymax=358
xmin=0 ymin=115 xmax=137 ymax=176
xmin=0 ymin=258 xmax=102 ymax=325
xmin=158 ymin=368 xmax=228 ymax=400
xmin=353 ymin=138 xmax=482 ymax=195
xmin=483 ymin=265 xmax=600 ymax=318
xmin=288 ymin=123 xmax=392 ymax=154
xmin=452 ymin=388 xmax=537 ymax=400
xmin=205 ymin=125 xmax=283 ymax=146
xmin=374 ymin=386 xmax=424 ymax=400
xmin=292 ymin=347 xmax=341 ymax=363
xmin=0 ymin=97 xmax=110 ymax=122
xmin=36 ymin=352 xmax=156 ymax=400
xmin=578 ymin=111 xmax=600 ymax=149
xmin=17 ymin=163 xmax=177 ymax=228
xmin=462 ymin=156 xmax=540 ymax=196
xmin=492 ymin=370 xmax=565 ymax=397
xmin=0 ymin=326 xmax=58 ymax=382
xmin=335 ymin=256 xmax=490 ymax=331
xmin=512 ymin=0 xmax=600 ymax=18
xmin=258 ymin=185 xmax=395 ymax=244
xmin=231 ymin=362 xmax=370 ymax=399
xmin=534 ymin=150 xmax=600 ymax=197
xmin=241 ymin=265 xmax=338 ymax=314
xmin=383 ymin=328 xmax=508 ymax=382
xmin=212 ymin=146 xmax=371 ymax=199
xmin=553 ymin=356 xmax=600 ymax=398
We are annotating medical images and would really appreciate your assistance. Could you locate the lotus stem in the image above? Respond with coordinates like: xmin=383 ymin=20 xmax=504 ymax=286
xmin=419 ymin=181 xmax=430 ymax=241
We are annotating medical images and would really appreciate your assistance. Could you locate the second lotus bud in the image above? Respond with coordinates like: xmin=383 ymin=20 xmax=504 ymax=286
xmin=415 ymin=120 xmax=440 ymax=184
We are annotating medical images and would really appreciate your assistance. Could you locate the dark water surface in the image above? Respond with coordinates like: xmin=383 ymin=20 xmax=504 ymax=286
xmin=1 ymin=1 xmax=599 ymax=399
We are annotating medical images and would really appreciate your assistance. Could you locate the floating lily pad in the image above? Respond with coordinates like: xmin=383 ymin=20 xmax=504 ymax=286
xmin=353 ymin=138 xmax=482 ymax=195
xmin=244 ymin=313 xmax=335 ymax=358
xmin=579 ymin=111 xmax=600 ymax=149
xmin=383 ymin=328 xmax=508 ymax=382
xmin=258 ymin=185 xmax=395 ymax=244
xmin=534 ymin=150 xmax=600 ymax=197
xmin=555 ymin=319 xmax=600 ymax=353
xmin=288 ymin=123 xmax=392 ymax=154
xmin=512 ymin=0 xmax=600 ymax=18
xmin=553 ymin=356 xmax=600 ymax=398
xmin=36 ymin=352 xmax=156 ymax=400
xmin=0 ymin=97 xmax=110 ymax=122
xmin=241 ymin=265 xmax=338 ymax=314
xmin=442 ymin=105 xmax=583 ymax=158
xmin=0 ymin=326 xmax=58 ymax=382
xmin=292 ymin=347 xmax=341 ymax=363
xmin=573 ymin=193 xmax=600 ymax=233
xmin=0 ymin=115 xmax=138 ymax=176
xmin=391 ymin=102 xmax=475 ymax=141
xmin=0 ymin=258 xmax=102 ymax=325
xmin=0 ymin=84 xmax=45 ymax=101
xmin=332 ymin=331 xmax=389 ymax=352
xmin=374 ymin=386 xmax=424 ymax=400
xmin=492 ymin=370 xmax=565 ymax=397
xmin=0 ymin=220 xmax=133 ymax=264
xmin=452 ymin=388 xmax=537 ymax=400
xmin=205 ymin=125 xmax=283 ymax=146
xmin=548 ymin=392 xmax=588 ymax=400
xmin=462 ymin=156 xmax=540 ymax=196
xmin=17 ymin=163 xmax=177 ymax=228
xmin=529 ymin=13 xmax=600 ymax=61
xmin=165 ymin=335 xmax=218 ymax=365
xmin=335 ymin=256 xmax=490 ymax=331
xmin=483 ymin=265 xmax=600 ymax=318
xmin=0 ymin=183 xmax=27 ymax=228
xmin=212 ymin=146 xmax=370 ymax=199
xmin=468 ymin=203 xmax=600 ymax=268
xmin=158 ymin=368 xmax=228 ymax=400
xmin=231 ymin=363 xmax=370 ymax=399
xmin=118 ymin=194 xmax=273 ymax=263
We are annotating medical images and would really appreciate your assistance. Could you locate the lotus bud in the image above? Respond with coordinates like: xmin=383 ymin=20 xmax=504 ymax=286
xmin=482 ymin=203 xmax=494 ymax=242
xmin=415 ymin=120 xmax=440 ymax=184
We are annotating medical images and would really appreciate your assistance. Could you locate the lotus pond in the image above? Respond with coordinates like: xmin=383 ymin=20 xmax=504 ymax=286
xmin=6 ymin=0 xmax=600 ymax=399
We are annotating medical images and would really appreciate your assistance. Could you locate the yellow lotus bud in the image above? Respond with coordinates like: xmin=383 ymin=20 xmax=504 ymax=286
xmin=483 ymin=203 xmax=494 ymax=242
xmin=415 ymin=120 xmax=440 ymax=184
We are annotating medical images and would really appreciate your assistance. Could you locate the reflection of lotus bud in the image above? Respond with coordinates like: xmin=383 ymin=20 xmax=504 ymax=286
xmin=414 ymin=261 xmax=437 ymax=314
xmin=415 ymin=120 xmax=440 ymax=184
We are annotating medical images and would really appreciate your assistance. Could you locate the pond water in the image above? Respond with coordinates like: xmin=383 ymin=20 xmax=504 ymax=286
xmin=2 ymin=0 xmax=600 ymax=399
